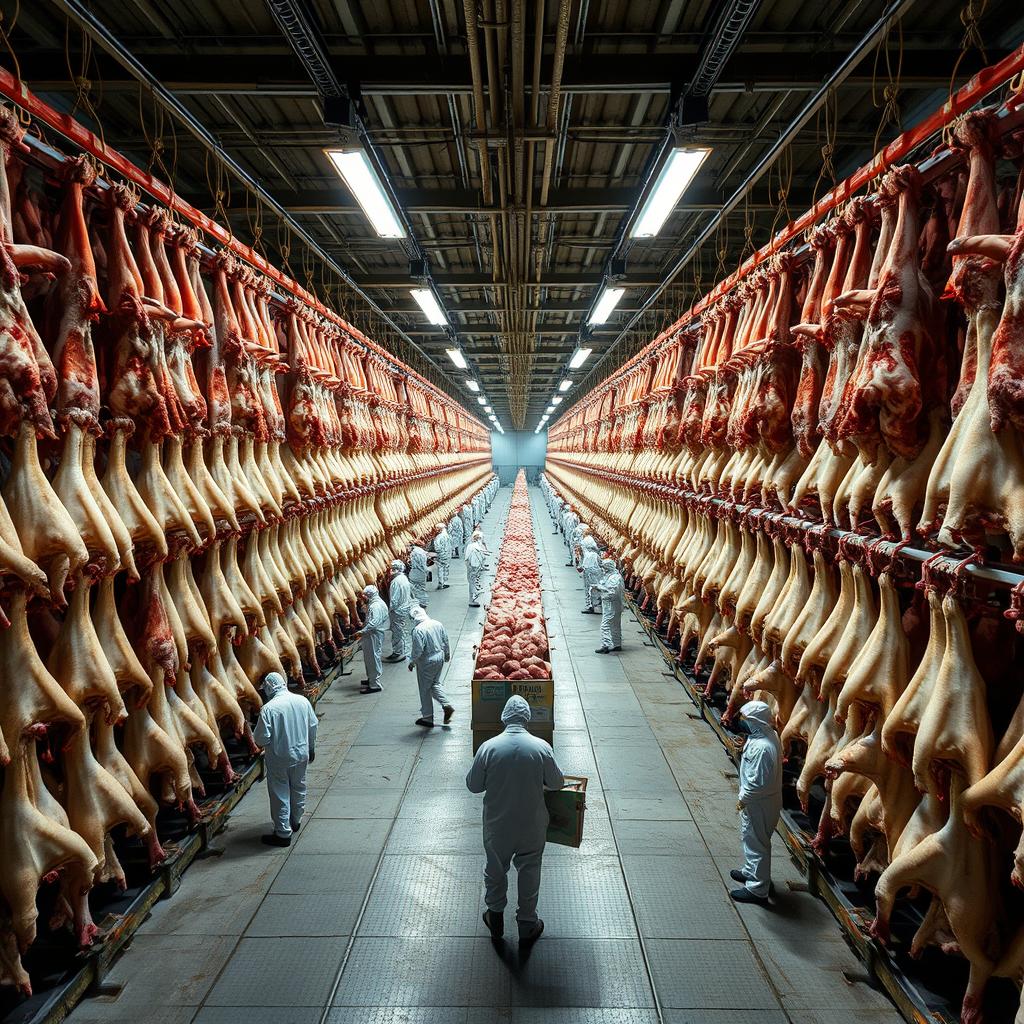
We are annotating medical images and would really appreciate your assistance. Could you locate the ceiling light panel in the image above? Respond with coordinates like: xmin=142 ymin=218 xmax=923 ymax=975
xmin=325 ymin=149 xmax=406 ymax=238
xmin=630 ymin=147 xmax=711 ymax=239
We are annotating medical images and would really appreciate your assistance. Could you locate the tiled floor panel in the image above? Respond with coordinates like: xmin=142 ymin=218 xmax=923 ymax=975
xmin=69 ymin=485 xmax=902 ymax=1024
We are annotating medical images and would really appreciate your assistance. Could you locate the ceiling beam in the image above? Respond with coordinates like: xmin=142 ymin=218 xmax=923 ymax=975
xmin=353 ymin=271 xmax=665 ymax=289
xmin=193 ymin=184 xmax=803 ymax=216
xmin=22 ymin=49 xmax=990 ymax=97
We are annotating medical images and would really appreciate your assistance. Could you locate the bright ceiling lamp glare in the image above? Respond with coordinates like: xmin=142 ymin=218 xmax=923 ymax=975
xmin=477 ymin=396 xmax=487 ymax=406
xmin=588 ymin=286 xmax=625 ymax=326
xmin=546 ymin=405 xmax=555 ymax=414
xmin=411 ymin=288 xmax=447 ymax=326
xmin=445 ymin=347 xmax=467 ymax=369
xmin=325 ymin=148 xmax=406 ymax=238
xmin=483 ymin=405 xmax=492 ymax=413
xmin=568 ymin=347 xmax=592 ymax=369
xmin=552 ymin=396 xmax=563 ymax=405
xmin=466 ymin=380 xmax=480 ymax=392
xmin=630 ymin=147 xmax=711 ymax=239
xmin=558 ymin=379 xmax=573 ymax=392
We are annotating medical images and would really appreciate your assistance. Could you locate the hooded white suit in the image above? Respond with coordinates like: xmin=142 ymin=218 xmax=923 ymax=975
xmin=253 ymin=673 xmax=318 ymax=839
xmin=466 ymin=696 xmax=564 ymax=933
xmin=738 ymin=700 xmax=783 ymax=897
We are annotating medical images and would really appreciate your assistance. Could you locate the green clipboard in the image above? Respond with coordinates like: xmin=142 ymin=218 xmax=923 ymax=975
xmin=545 ymin=776 xmax=587 ymax=847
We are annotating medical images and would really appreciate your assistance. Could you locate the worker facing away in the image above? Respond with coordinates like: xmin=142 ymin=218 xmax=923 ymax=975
xmin=580 ymin=535 xmax=603 ymax=614
xmin=466 ymin=696 xmax=565 ymax=944
xmin=568 ymin=521 xmax=589 ymax=568
xmin=433 ymin=522 xmax=452 ymax=589
xmin=448 ymin=511 xmax=464 ymax=558
xmin=731 ymin=700 xmax=783 ymax=906
xmin=354 ymin=584 xmax=389 ymax=694
xmin=408 ymin=606 xmax=454 ymax=727
xmin=409 ymin=540 xmax=429 ymax=607
xmin=461 ymin=503 xmax=474 ymax=546
xmin=465 ymin=530 xmax=488 ymax=608
xmin=594 ymin=558 xmax=625 ymax=653
xmin=253 ymin=672 xmax=318 ymax=847
xmin=385 ymin=560 xmax=412 ymax=662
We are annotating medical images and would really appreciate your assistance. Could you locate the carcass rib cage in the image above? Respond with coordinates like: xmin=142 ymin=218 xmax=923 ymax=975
xmin=0 ymin=106 xmax=492 ymax=994
xmin=545 ymin=73 xmax=1024 ymax=1024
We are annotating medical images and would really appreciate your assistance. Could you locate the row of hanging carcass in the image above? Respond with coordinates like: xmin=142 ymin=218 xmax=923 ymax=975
xmin=0 ymin=104 xmax=491 ymax=995
xmin=545 ymin=103 xmax=1024 ymax=1023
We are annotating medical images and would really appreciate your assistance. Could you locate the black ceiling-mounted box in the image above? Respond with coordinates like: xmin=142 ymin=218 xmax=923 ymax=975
xmin=679 ymin=95 xmax=710 ymax=126
xmin=323 ymin=94 xmax=355 ymax=129
xmin=609 ymin=258 xmax=627 ymax=281
xmin=409 ymin=258 xmax=428 ymax=281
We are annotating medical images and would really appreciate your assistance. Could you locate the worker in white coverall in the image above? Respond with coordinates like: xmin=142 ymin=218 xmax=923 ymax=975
xmin=473 ymin=493 xmax=484 ymax=528
xmin=551 ymin=496 xmax=564 ymax=533
xmin=461 ymin=503 xmax=474 ymax=544
xmin=580 ymin=535 xmax=603 ymax=614
xmin=568 ymin=521 xmax=589 ymax=568
xmin=355 ymin=584 xmax=389 ymax=693
xmin=407 ymin=606 xmax=454 ymax=727
xmin=730 ymin=700 xmax=783 ymax=905
xmin=433 ymin=522 xmax=452 ymax=589
xmin=562 ymin=507 xmax=579 ymax=550
xmin=594 ymin=558 xmax=625 ymax=653
xmin=385 ymin=560 xmax=412 ymax=662
xmin=253 ymin=672 xmax=318 ymax=847
xmin=464 ymin=530 xmax=488 ymax=607
xmin=466 ymin=696 xmax=565 ymax=944
xmin=448 ymin=512 xmax=464 ymax=558
xmin=409 ymin=540 xmax=429 ymax=607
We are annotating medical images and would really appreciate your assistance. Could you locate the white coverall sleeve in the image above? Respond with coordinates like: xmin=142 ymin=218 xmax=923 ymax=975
xmin=465 ymin=750 xmax=487 ymax=793
xmin=739 ymin=740 xmax=778 ymax=803
xmin=542 ymin=749 xmax=565 ymax=791
xmin=409 ymin=626 xmax=424 ymax=664
xmin=253 ymin=708 xmax=272 ymax=749
xmin=306 ymin=702 xmax=318 ymax=757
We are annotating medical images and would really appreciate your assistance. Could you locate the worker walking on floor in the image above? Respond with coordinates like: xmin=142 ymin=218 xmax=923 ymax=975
xmin=385 ymin=560 xmax=412 ymax=663
xmin=466 ymin=695 xmax=564 ymax=944
xmin=465 ymin=529 xmax=488 ymax=608
xmin=433 ymin=522 xmax=452 ymax=589
xmin=253 ymin=672 xmax=318 ymax=847
xmin=448 ymin=511 xmax=464 ymax=558
xmin=580 ymin=535 xmax=603 ymax=614
xmin=594 ymin=557 xmax=625 ymax=653
xmin=355 ymin=584 xmax=389 ymax=693
xmin=408 ymin=606 xmax=454 ymax=727
xmin=409 ymin=539 xmax=429 ymax=607
xmin=731 ymin=700 xmax=783 ymax=906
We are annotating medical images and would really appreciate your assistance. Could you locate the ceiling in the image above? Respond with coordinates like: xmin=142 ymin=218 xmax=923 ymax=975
xmin=7 ymin=0 xmax=1024 ymax=428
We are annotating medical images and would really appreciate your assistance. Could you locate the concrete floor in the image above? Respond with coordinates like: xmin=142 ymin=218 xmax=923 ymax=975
xmin=70 ymin=484 xmax=903 ymax=1024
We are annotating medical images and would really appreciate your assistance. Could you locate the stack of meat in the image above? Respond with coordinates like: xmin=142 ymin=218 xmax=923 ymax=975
xmin=474 ymin=472 xmax=551 ymax=681
xmin=544 ymin=92 xmax=1024 ymax=1024
xmin=0 ymin=109 xmax=490 ymax=995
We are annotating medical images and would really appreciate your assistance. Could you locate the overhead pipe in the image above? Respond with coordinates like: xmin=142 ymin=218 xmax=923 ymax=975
xmin=462 ymin=0 xmax=494 ymax=206
xmin=48 ymin=0 xmax=465 ymax=396
xmin=539 ymin=0 xmax=573 ymax=207
xmin=581 ymin=0 xmax=919 ymax=388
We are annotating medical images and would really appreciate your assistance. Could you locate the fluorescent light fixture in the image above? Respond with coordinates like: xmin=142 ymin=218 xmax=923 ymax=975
xmin=483 ymin=405 xmax=492 ymax=413
xmin=477 ymin=396 xmax=487 ymax=406
xmin=546 ymin=405 xmax=555 ymax=414
xmin=446 ymin=347 xmax=467 ymax=369
xmin=559 ymin=379 xmax=573 ymax=392
xmin=325 ymin=148 xmax=406 ymax=238
xmin=552 ymin=395 xmax=563 ymax=405
xmin=466 ymin=379 xmax=480 ymax=392
xmin=588 ymin=286 xmax=625 ymax=326
xmin=569 ymin=347 xmax=592 ymax=369
xmin=630 ymin=147 xmax=711 ymax=239
xmin=410 ymin=288 xmax=447 ymax=326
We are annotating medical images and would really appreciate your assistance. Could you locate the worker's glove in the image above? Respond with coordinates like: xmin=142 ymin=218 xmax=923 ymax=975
xmin=309 ymin=751 xmax=316 ymax=764
xmin=408 ymin=664 xmax=414 ymax=672
xmin=736 ymin=800 xmax=745 ymax=813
